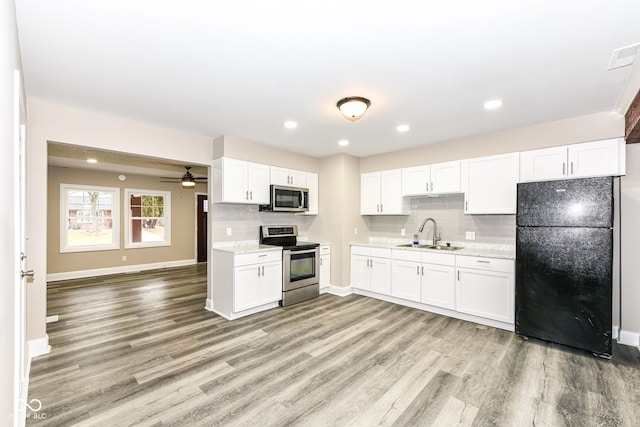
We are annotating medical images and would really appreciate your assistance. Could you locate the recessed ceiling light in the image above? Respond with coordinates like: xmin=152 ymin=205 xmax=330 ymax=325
xmin=397 ymin=124 xmax=410 ymax=132
xmin=483 ymin=99 xmax=503 ymax=110
xmin=86 ymin=158 xmax=98 ymax=163
xmin=338 ymin=139 xmax=349 ymax=146
xmin=284 ymin=121 xmax=297 ymax=129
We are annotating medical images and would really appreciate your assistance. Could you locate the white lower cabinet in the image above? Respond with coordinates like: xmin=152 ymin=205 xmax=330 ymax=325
xmin=351 ymin=246 xmax=514 ymax=329
xmin=212 ymin=249 xmax=283 ymax=319
xmin=350 ymin=246 xmax=392 ymax=295
xmin=455 ymin=256 xmax=514 ymax=324
xmin=391 ymin=250 xmax=455 ymax=308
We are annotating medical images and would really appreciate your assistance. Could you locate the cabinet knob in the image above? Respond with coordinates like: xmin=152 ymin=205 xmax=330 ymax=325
xmin=21 ymin=269 xmax=34 ymax=279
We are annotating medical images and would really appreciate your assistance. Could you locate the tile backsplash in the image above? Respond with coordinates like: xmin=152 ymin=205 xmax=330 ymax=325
xmin=366 ymin=194 xmax=516 ymax=245
xmin=211 ymin=203 xmax=314 ymax=243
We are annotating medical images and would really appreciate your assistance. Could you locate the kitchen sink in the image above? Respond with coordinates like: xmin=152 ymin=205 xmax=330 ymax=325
xmin=396 ymin=244 xmax=462 ymax=251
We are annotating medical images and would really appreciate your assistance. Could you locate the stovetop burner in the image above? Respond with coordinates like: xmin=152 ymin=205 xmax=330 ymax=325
xmin=260 ymin=225 xmax=319 ymax=250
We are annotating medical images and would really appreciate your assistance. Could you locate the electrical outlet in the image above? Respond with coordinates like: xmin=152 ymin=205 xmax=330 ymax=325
xmin=226 ymin=227 xmax=232 ymax=236
xmin=122 ymin=255 xmax=127 ymax=261
xmin=465 ymin=231 xmax=476 ymax=240
xmin=354 ymin=227 xmax=358 ymax=235
xmin=400 ymin=228 xmax=406 ymax=236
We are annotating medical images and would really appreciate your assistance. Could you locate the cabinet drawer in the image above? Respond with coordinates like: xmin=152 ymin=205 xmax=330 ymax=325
xmin=235 ymin=250 xmax=282 ymax=266
xmin=422 ymin=252 xmax=455 ymax=266
xmin=351 ymin=245 xmax=370 ymax=256
xmin=320 ymin=245 xmax=331 ymax=255
xmin=392 ymin=249 xmax=421 ymax=262
xmin=371 ymin=247 xmax=392 ymax=258
xmin=456 ymin=255 xmax=514 ymax=273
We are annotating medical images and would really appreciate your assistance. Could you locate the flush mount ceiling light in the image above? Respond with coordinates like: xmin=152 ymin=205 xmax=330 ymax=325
xmin=396 ymin=124 xmax=410 ymax=132
xmin=338 ymin=139 xmax=349 ymax=146
xmin=284 ymin=120 xmax=297 ymax=129
xmin=337 ymin=96 xmax=371 ymax=121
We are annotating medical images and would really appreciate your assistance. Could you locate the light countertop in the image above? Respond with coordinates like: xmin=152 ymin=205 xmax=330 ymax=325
xmin=212 ymin=241 xmax=282 ymax=254
xmin=350 ymin=240 xmax=515 ymax=260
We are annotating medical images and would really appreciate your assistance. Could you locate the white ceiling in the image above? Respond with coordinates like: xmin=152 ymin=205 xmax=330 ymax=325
xmin=14 ymin=1 xmax=640 ymax=159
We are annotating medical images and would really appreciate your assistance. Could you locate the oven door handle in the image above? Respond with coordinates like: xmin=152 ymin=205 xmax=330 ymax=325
xmin=285 ymin=248 xmax=318 ymax=256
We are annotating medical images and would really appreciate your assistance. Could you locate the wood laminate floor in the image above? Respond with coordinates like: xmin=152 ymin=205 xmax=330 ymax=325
xmin=26 ymin=264 xmax=639 ymax=426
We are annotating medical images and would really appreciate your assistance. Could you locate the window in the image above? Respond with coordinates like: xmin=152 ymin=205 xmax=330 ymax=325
xmin=60 ymin=184 xmax=120 ymax=252
xmin=125 ymin=189 xmax=171 ymax=248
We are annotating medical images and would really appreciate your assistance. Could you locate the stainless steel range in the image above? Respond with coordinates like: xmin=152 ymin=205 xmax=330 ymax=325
xmin=260 ymin=225 xmax=320 ymax=306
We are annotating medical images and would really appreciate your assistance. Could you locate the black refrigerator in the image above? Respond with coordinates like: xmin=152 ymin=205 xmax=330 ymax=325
xmin=515 ymin=176 xmax=613 ymax=357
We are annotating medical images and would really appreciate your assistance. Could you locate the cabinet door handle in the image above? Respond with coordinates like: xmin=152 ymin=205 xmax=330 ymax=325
xmin=250 ymin=191 xmax=253 ymax=200
xmin=417 ymin=265 xmax=420 ymax=275
xmin=261 ymin=266 xmax=264 ymax=276
xmin=246 ymin=190 xmax=249 ymax=200
xmin=477 ymin=260 xmax=490 ymax=264
xmin=570 ymin=162 xmax=574 ymax=175
xmin=421 ymin=266 xmax=424 ymax=276
xmin=430 ymin=182 xmax=433 ymax=192
xmin=380 ymin=204 xmax=383 ymax=213
xmin=457 ymin=270 xmax=460 ymax=281
xmin=426 ymin=182 xmax=429 ymax=191
xmin=258 ymin=266 xmax=261 ymax=276
xmin=465 ymin=201 xmax=468 ymax=211
xmin=562 ymin=162 xmax=566 ymax=175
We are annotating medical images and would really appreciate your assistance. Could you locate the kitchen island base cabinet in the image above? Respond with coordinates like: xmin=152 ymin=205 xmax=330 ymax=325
xmin=211 ymin=249 xmax=282 ymax=320
xmin=455 ymin=256 xmax=514 ymax=324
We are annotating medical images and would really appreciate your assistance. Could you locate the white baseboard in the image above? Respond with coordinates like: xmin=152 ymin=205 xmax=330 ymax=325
xmin=618 ymin=329 xmax=640 ymax=349
xmin=326 ymin=285 xmax=353 ymax=297
xmin=46 ymin=259 xmax=197 ymax=282
xmin=204 ymin=298 xmax=213 ymax=311
xmin=613 ymin=325 xmax=619 ymax=340
xmin=28 ymin=335 xmax=50 ymax=359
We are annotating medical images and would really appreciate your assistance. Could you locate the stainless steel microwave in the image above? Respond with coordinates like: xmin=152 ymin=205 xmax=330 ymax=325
xmin=259 ymin=185 xmax=309 ymax=212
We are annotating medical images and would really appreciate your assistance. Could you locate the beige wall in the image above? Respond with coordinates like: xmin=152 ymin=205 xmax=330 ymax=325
xmin=620 ymin=144 xmax=640 ymax=342
xmin=26 ymin=98 xmax=214 ymax=345
xmin=214 ymin=135 xmax=320 ymax=172
xmin=47 ymin=166 xmax=204 ymax=274
xmin=360 ymin=111 xmax=625 ymax=172
xmin=308 ymin=154 xmax=368 ymax=287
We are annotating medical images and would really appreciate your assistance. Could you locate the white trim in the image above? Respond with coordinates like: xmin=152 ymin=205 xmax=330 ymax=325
xmin=195 ymin=192 xmax=207 ymax=262
xmin=618 ymin=329 xmax=640 ymax=349
xmin=326 ymin=285 xmax=353 ymax=297
xmin=210 ymin=302 xmax=280 ymax=320
xmin=18 ymin=356 xmax=30 ymax=427
xmin=124 ymin=188 xmax=171 ymax=249
xmin=60 ymin=183 xmax=120 ymax=253
xmin=353 ymin=288 xmax=515 ymax=332
xmin=46 ymin=259 xmax=197 ymax=282
xmin=613 ymin=325 xmax=619 ymax=340
xmin=28 ymin=335 xmax=50 ymax=359
xmin=204 ymin=298 xmax=213 ymax=311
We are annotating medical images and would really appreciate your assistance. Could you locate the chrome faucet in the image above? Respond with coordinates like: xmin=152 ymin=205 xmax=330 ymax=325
xmin=418 ymin=217 xmax=441 ymax=246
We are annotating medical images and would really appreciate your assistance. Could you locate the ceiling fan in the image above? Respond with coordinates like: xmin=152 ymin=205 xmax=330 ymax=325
xmin=160 ymin=166 xmax=207 ymax=188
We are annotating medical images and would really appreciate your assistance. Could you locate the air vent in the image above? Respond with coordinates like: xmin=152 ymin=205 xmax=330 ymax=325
xmin=608 ymin=43 xmax=640 ymax=70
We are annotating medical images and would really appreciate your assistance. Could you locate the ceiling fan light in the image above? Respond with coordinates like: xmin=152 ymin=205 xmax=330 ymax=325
xmin=181 ymin=168 xmax=196 ymax=188
xmin=337 ymin=96 xmax=371 ymax=121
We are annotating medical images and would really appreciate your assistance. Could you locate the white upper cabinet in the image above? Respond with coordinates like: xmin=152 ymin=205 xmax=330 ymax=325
xmin=462 ymin=152 xmax=519 ymax=214
xmin=304 ymin=172 xmax=319 ymax=215
xmin=520 ymin=138 xmax=625 ymax=182
xmin=212 ymin=157 xmax=270 ymax=204
xmin=402 ymin=165 xmax=431 ymax=195
xmin=402 ymin=161 xmax=461 ymax=196
xmin=270 ymin=166 xmax=308 ymax=188
xmin=361 ymin=169 xmax=403 ymax=215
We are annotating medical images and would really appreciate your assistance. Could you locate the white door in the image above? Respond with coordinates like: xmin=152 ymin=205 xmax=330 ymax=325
xmin=519 ymin=146 xmax=567 ymax=182
xmin=234 ymin=265 xmax=261 ymax=311
xmin=222 ymin=158 xmax=248 ymax=203
xmin=421 ymin=264 xmax=455 ymax=309
xmin=379 ymin=169 xmax=402 ymax=214
xmin=259 ymin=261 xmax=283 ymax=304
xmin=247 ymin=162 xmax=270 ymax=204
xmin=568 ymin=139 xmax=621 ymax=178
xmin=14 ymin=70 xmax=29 ymax=419
xmin=370 ymin=257 xmax=392 ymax=296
